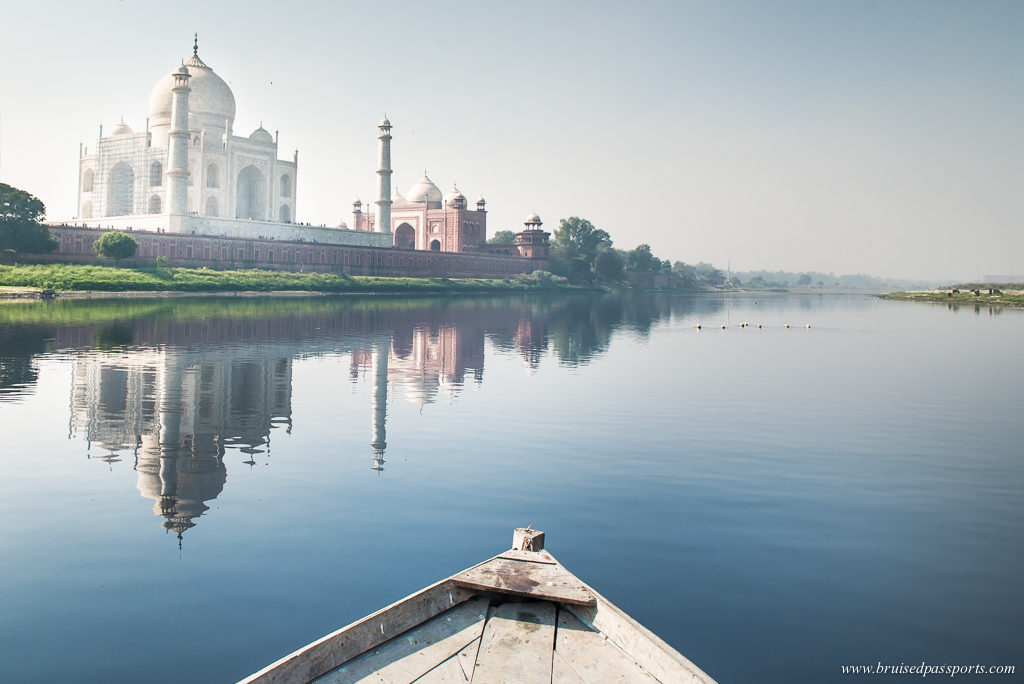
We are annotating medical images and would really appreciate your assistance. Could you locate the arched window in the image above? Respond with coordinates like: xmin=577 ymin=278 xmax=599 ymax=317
xmin=206 ymin=163 xmax=219 ymax=188
xmin=206 ymin=196 xmax=219 ymax=217
xmin=106 ymin=162 xmax=134 ymax=216
xmin=280 ymin=174 xmax=292 ymax=197
xmin=148 ymin=195 xmax=161 ymax=214
xmin=279 ymin=204 xmax=291 ymax=223
xmin=82 ymin=168 xmax=95 ymax=192
xmin=236 ymin=165 xmax=265 ymax=220
xmin=81 ymin=200 xmax=92 ymax=219
xmin=395 ymin=223 xmax=415 ymax=249
xmin=150 ymin=161 xmax=162 ymax=187
xmin=430 ymin=239 xmax=441 ymax=252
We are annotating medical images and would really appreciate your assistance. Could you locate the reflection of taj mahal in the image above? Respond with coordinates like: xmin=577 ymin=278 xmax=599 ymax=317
xmin=67 ymin=318 xmax=508 ymax=541
xmin=70 ymin=349 xmax=292 ymax=543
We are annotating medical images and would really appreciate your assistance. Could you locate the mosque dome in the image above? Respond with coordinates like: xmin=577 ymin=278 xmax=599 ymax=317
xmin=446 ymin=187 xmax=466 ymax=203
xmin=336 ymin=220 xmax=349 ymax=230
xmin=525 ymin=211 xmax=542 ymax=224
xmin=111 ymin=121 xmax=134 ymax=136
xmin=148 ymin=52 xmax=236 ymax=130
xmin=392 ymin=188 xmax=407 ymax=205
xmin=406 ymin=174 xmax=443 ymax=204
xmin=379 ymin=117 xmax=392 ymax=127
xmin=249 ymin=126 xmax=273 ymax=143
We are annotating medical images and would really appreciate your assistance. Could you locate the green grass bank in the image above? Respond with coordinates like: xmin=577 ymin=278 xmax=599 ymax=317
xmin=0 ymin=264 xmax=579 ymax=296
xmin=879 ymin=288 xmax=1024 ymax=308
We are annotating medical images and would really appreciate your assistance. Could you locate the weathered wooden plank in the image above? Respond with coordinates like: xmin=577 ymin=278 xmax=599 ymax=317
xmin=554 ymin=607 xmax=657 ymax=682
xmin=315 ymin=596 xmax=489 ymax=684
xmin=551 ymin=650 xmax=586 ymax=684
xmin=472 ymin=601 xmax=555 ymax=684
xmin=412 ymin=638 xmax=481 ymax=683
xmin=496 ymin=549 xmax=557 ymax=565
xmin=566 ymin=590 xmax=716 ymax=684
xmin=240 ymin=580 xmax=476 ymax=684
xmin=453 ymin=558 xmax=595 ymax=606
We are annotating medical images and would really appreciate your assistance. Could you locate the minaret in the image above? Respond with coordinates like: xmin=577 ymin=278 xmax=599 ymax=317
xmin=166 ymin=64 xmax=192 ymax=233
xmin=375 ymin=117 xmax=393 ymax=234
xmin=370 ymin=338 xmax=389 ymax=471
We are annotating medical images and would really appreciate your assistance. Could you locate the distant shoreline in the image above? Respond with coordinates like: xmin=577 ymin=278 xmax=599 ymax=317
xmin=879 ymin=289 xmax=1024 ymax=309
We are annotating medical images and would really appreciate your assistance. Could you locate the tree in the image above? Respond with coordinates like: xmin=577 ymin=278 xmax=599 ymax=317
xmin=626 ymin=244 xmax=659 ymax=273
xmin=487 ymin=230 xmax=517 ymax=245
xmin=594 ymin=248 xmax=624 ymax=280
xmin=553 ymin=217 xmax=611 ymax=267
xmin=796 ymin=273 xmax=812 ymax=287
xmin=93 ymin=231 xmax=138 ymax=266
xmin=0 ymin=183 xmax=58 ymax=255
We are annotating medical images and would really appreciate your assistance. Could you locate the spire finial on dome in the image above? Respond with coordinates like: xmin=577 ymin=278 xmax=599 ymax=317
xmin=193 ymin=33 xmax=199 ymax=57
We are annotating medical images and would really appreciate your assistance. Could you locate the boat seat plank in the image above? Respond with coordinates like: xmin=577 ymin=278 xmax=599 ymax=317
xmin=472 ymin=601 xmax=556 ymax=684
xmin=496 ymin=549 xmax=557 ymax=565
xmin=453 ymin=558 xmax=596 ymax=606
xmin=554 ymin=608 xmax=658 ymax=682
xmin=315 ymin=597 xmax=489 ymax=684
xmin=413 ymin=638 xmax=481 ymax=683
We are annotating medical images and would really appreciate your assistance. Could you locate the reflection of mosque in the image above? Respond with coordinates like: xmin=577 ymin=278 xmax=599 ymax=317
xmin=350 ymin=322 xmax=487 ymax=472
xmin=70 ymin=349 xmax=292 ymax=544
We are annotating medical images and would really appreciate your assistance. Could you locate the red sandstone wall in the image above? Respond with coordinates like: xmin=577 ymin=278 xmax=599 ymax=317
xmin=42 ymin=225 xmax=546 ymax=278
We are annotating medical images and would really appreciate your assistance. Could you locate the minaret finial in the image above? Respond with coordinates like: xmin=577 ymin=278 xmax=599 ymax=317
xmin=193 ymin=33 xmax=198 ymax=56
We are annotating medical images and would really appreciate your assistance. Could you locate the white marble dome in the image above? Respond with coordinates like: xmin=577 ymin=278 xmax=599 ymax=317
xmin=406 ymin=174 xmax=443 ymax=204
xmin=149 ymin=53 xmax=236 ymax=129
xmin=111 ymin=121 xmax=133 ymax=136
xmin=249 ymin=126 xmax=273 ymax=143
xmin=525 ymin=211 xmax=542 ymax=224
xmin=446 ymin=187 xmax=466 ymax=203
xmin=392 ymin=188 xmax=407 ymax=204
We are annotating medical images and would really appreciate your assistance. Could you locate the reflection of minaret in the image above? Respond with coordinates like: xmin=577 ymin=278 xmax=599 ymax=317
xmin=370 ymin=339 xmax=388 ymax=471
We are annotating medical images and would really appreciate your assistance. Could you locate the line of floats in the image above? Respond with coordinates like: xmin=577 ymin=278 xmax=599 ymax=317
xmin=696 ymin=322 xmax=812 ymax=329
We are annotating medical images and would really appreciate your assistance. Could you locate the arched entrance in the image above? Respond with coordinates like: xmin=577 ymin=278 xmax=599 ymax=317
xmin=429 ymin=239 xmax=441 ymax=252
xmin=395 ymin=223 xmax=415 ymax=249
xmin=236 ymin=165 xmax=265 ymax=220
xmin=106 ymin=162 xmax=135 ymax=216
xmin=279 ymin=204 xmax=291 ymax=223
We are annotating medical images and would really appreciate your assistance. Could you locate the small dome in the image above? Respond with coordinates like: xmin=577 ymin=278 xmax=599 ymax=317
xmin=407 ymin=174 xmax=443 ymax=204
xmin=111 ymin=121 xmax=134 ymax=136
xmin=476 ymin=195 xmax=486 ymax=205
xmin=525 ymin=211 xmax=542 ymax=225
xmin=336 ymin=220 xmax=349 ymax=230
xmin=379 ymin=117 xmax=392 ymax=128
xmin=446 ymin=186 xmax=466 ymax=203
xmin=392 ymin=188 xmax=407 ymax=204
xmin=249 ymin=126 xmax=273 ymax=143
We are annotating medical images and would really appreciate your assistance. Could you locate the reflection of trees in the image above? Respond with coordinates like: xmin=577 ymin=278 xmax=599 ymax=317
xmin=0 ymin=325 xmax=51 ymax=398
xmin=1 ymin=294 xmax=732 ymax=398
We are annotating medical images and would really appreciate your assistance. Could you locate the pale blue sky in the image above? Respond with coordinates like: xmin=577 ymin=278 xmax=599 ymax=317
xmin=2 ymin=0 xmax=1021 ymax=280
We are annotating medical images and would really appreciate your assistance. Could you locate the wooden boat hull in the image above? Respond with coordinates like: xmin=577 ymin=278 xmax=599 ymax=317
xmin=240 ymin=530 xmax=715 ymax=683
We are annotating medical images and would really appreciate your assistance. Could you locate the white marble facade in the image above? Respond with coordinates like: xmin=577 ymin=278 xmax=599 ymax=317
xmin=75 ymin=41 xmax=388 ymax=248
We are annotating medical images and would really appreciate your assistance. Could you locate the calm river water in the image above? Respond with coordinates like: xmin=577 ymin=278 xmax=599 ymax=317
xmin=0 ymin=293 xmax=1021 ymax=683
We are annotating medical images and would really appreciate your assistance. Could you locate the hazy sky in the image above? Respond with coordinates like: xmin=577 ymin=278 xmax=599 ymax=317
xmin=1 ymin=0 xmax=1020 ymax=281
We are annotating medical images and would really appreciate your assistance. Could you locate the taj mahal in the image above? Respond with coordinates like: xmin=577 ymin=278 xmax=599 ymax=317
xmin=72 ymin=37 xmax=549 ymax=262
